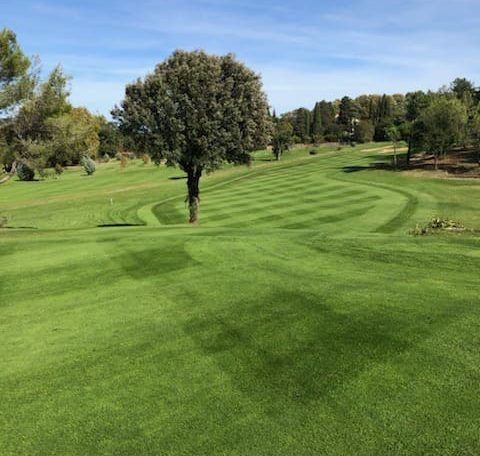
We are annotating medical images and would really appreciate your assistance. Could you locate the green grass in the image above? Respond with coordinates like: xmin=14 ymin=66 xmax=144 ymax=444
xmin=1 ymin=144 xmax=480 ymax=455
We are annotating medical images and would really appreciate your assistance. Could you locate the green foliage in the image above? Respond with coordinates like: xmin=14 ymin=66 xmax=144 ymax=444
xmin=114 ymin=50 xmax=271 ymax=223
xmin=419 ymin=97 xmax=467 ymax=167
xmin=16 ymin=161 xmax=34 ymax=181
xmin=353 ymin=119 xmax=374 ymax=143
xmin=54 ymin=163 xmax=63 ymax=175
xmin=45 ymin=107 xmax=100 ymax=166
xmin=272 ymin=117 xmax=293 ymax=160
xmin=80 ymin=155 xmax=96 ymax=175
xmin=98 ymin=119 xmax=122 ymax=157
xmin=292 ymin=108 xmax=311 ymax=143
xmin=0 ymin=28 xmax=35 ymax=114
xmin=8 ymin=65 xmax=72 ymax=171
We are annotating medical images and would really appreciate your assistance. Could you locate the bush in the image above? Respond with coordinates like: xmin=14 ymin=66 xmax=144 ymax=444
xmin=81 ymin=156 xmax=96 ymax=175
xmin=142 ymin=153 xmax=151 ymax=164
xmin=54 ymin=163 xmax=64 ymax=175
xmin=309 ymin=149 xmax=318 ymax=155
xmin=410 ymin=216 xmax=465 ymax=235
xmin=16 ymin=162 xmax=35 ymax=181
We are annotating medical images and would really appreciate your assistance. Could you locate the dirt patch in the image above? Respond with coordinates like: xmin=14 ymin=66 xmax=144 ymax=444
xmin=408 ymin=149 xmax=480 ymax=179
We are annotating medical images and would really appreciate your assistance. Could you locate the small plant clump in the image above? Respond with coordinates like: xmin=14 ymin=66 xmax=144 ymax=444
xmin=309 ymin=149 xmax=318 ymax=155
xmin=81 ymin=156 xmax=96 ymax=175
xmin=410 ymin=216 xmax=466 ymax=236
xmin=142 ymin=153 xmax=151 ymax=164
xmin=54 ymin=163 xmax=64 ymax=176
xmin=0 ymin=215 xmax=8 ymax=228
xmin=120 ymin=153 xmax=128 ymax=168
xmin=16 ymin=162 xmax=35 ymax=181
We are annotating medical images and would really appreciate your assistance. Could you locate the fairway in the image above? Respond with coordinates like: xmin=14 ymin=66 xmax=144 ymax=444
xmin=2 ymin=144 xmax=480 ymax=455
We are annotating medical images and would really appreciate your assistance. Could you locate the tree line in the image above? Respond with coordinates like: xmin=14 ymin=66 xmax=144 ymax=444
xmin=272 ymin=80 xmax=480 ymax=167
xmin=0 ymin=28 xmax=123 ymax=181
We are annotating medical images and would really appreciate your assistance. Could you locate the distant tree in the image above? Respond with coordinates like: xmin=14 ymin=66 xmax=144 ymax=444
xmin=8 ymin=66 xmax=71 ymax=172
xmin=311 ymin=102 xmax=323 ymax=143
xmin=451 ymin=78 xmax=476 ymax=102
xmin=46 ymin=107 xmax=100 ymax=166
xmin=353 ymin=119 xmax=374 ymax=143
xmin=312 ymin=101 xmax=336 ymax=141
xmin=337 ymin=96 xmax=359 ymax=142
xmin=272 ymin=117 xmax=293 ymax=160
xmin=293 ymin=108 xmax=311 ymax=143
xmin=385 ymin=125 xmax=401 ymax=168
xmin=403 ymin=91 xmax=433 ymax=166
xmin=420 ymin=97 xmax=467 ymax=169
xmin=98 ymin=118 xmax=122 ymax=158
xmin=113 ymin=50 xmax=271 ymax=223
xmin=469 ymin=109 xmax=480 ymax=164
xmin=337 ymin=96 xmax=357 ymax=127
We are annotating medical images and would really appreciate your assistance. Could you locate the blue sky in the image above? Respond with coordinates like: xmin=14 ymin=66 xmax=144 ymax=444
xmin=2 ymin=0 xmax=479 ymax=116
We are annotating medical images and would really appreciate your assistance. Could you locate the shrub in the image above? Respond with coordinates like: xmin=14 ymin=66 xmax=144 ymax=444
xmin=142 ymin=153 xmax=151 ymax=164
xmin=81 ymin=156 xmax=96 ymax=175
xmin=410 ymin=216 xmax=466 ymax=235
xmin=54 ymin=163 xmax=64 ymax=175
xmin=309 ymin=149 xmax=318 ymax=155
xmin=16 ymin=162 xmax=35 ymax=181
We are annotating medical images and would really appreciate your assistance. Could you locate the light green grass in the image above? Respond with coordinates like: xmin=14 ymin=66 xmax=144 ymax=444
xmin=1 ymin=144 xmax=480 ymax=455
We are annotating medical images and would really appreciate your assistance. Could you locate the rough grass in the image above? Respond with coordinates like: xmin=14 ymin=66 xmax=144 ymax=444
xmin=1 ymin=144 xmax=480 ymax=455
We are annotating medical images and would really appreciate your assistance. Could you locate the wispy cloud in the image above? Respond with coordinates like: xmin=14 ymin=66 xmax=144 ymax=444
xmin=3 ymin=0 xmax=479 ymax=115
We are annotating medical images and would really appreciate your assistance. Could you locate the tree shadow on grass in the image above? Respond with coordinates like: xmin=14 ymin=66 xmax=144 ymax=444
xmin=112 ymin=242 xmax=198 ymax=280
xmin=183 ymin=289 xmax=465 ymax=411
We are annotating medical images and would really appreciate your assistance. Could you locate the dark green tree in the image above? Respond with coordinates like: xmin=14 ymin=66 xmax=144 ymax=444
xmin=9 ymin=65 xmax=71 ymax=171
xmin=272 ymin=117 xmax=293 ymax=160
xmin=98 ymin=118 xmax=122 ymax=158
xmin=113 ymin=50 xmax=271 ymax=223
xmin=353 ymin=120 xmax=374 ymax=143
xmin=0 ymin=28 xmax=35 ymax=115
xmin=311 ymin=102 xmax=323 ymax=143
xmin=293 ymin=108 xmax=311 ymax=143
xmin=420 ymin=97 xmax=467 ymax=169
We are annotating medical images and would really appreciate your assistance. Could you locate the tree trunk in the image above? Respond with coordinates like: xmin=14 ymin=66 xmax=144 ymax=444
xmin=434 ymin=154 xmax=438 ymax=170
xmin=187 ymin=167 xmax=202 ymax=224
xmin=0 ymin=161 xmax=17 ymax=185
xmin=406 ymin=134 xmax=412 ymax=168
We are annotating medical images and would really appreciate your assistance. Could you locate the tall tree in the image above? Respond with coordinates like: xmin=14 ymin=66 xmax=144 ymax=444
xmin=420 ymin=97 xmax=467 ymax=169
xmin=293 ymin=108 xmax=311 ymax=143
xmin=311 ymin=102 xmax=323 ymax=142
xmin=272 ymin=117 xmax=293 ymax=160
xmin=113 ymin=50 xmax=271 ymax=223
xmin=385 ymin=125 xmax=401 ymax=168
xmin=9 ymin=65 xmax=71 ymax=171
xmin=0 ymin=28 xmax=35 ymax=115
xmin=45 ymin=107 xmax=100 ymax=166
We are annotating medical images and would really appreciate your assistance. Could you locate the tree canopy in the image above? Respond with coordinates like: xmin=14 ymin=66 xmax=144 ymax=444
xmin=113 ymin=50 xmax=271 ymax=223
